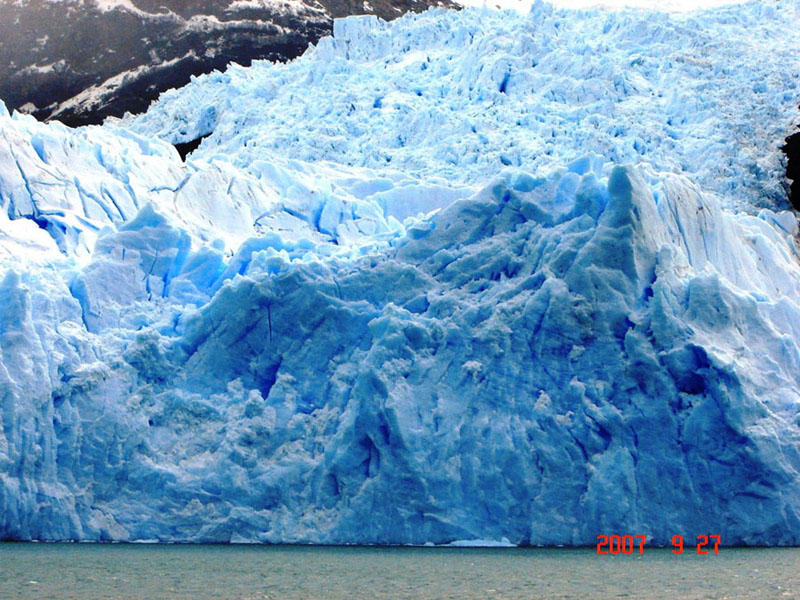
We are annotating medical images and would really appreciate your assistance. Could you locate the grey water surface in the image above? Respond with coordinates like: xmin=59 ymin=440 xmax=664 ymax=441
xmin=0 ymin=543 xmax=798 ymax=599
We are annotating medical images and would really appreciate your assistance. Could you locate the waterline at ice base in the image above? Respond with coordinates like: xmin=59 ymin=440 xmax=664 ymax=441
xmin=1 ymin=1 xmax=799 ymax=545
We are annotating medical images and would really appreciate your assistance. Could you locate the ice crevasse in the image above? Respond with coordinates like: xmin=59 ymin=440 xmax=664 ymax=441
xmin=1 ymin=1 xmax=800 ymax=545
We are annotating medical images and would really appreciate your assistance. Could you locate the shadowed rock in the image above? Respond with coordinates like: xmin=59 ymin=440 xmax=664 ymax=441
xmin=784 ymin=121 xmax=800 ymax=210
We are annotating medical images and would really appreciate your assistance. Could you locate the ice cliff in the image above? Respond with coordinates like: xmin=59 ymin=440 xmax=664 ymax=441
xmin=1 ymin=1 xmax=800 ymax=545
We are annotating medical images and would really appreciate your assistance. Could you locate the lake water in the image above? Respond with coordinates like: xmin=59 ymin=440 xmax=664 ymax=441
xmin=0 ymin=543 xmax=798 ymax=599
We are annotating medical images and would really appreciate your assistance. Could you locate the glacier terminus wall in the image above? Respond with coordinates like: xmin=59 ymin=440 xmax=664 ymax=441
xmin=1 ymin=1 xmax=800 ymax=545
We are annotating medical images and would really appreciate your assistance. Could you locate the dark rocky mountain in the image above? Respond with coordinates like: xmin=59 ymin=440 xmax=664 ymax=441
xmin=0 ymin=0 xmax=456 ymax=127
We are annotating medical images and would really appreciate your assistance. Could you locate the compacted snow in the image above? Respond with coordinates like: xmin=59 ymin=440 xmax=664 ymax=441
xmin=1 ymin=1 xmax=799 ymax=545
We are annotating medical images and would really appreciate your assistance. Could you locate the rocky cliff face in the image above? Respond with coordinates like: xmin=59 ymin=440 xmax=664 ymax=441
xmin=0 ymin=0 xmax=455 ymax=127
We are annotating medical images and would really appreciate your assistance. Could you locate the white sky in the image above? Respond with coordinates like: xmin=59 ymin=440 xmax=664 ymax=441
xmin=456 ymin=0 xmax=754 ymax=12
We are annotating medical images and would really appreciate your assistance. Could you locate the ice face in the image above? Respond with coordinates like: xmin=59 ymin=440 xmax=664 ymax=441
xmin=129 ymin=2 xmax=800 ymax=212
xmin=1 ymin=2 xmax=800 ymax=545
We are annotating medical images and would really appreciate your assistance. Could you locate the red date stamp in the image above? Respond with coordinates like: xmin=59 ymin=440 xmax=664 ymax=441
xmin=596 ymin=534 xmax=721 ymax=555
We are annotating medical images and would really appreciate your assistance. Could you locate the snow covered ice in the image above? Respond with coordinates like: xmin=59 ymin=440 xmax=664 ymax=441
xmin=1 ymin=1 xmax=800 ymax=545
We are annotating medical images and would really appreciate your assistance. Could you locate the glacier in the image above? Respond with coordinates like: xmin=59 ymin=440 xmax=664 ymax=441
xmin=1 ymin=1 xmax=800 ymax=545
